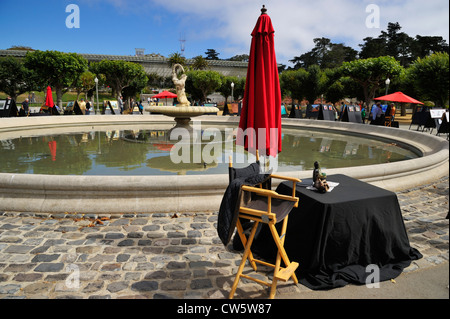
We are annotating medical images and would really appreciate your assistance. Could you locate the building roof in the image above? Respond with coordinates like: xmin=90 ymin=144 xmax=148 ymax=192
xmin=0 ymin=49 xmax=248 ymax=67
xmin=0 ymin=49 xmax=248 ymax=78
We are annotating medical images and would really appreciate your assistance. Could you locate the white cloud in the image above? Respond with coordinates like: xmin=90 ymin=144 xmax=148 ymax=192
xmin=101 ymin=0 xmax=450 ymax=65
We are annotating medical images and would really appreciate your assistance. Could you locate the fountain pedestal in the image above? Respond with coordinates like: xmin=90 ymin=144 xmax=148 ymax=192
xmin=145 ymin=104 xmax=219 ymax=139
xmin=145 ymin=64 xmax=219 ymax=140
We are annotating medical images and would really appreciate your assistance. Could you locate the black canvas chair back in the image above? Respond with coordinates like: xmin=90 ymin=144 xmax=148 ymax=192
xmin=228 ymin=160 xmax=271 ymax=190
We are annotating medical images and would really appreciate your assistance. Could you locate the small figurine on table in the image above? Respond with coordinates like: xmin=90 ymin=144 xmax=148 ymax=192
xmin=313 ymin=161 xmax=330 ymax=193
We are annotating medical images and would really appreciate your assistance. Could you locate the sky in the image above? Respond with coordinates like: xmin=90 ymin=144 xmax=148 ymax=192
xmin=0 ymin=0 xmax=449 ymax=66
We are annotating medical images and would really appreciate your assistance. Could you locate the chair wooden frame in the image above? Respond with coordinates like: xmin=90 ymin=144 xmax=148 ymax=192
xmin=228 ymin=153 xmax=301 ymax=299
xmin=384 ymin=115 xmax=392 ymax=127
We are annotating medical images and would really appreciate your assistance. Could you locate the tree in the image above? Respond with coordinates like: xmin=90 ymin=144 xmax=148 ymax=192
xmin=359 ymin=22 xmax=448 ymax=66
xmin=233 ymin=77 xmax=246 ymax=102
xmin=340 ymin=56 xmax=404 ymax=108
xmin=205 ymin=49 xmax=220 ymax=60
xmin=0 ymin=56 xmax=37 ymax=100
xmin=186 ymin=70 xmax=222 ymax=104
xmin=147 ymin=72 xmax=164 ymax=88
xmin=322 ymin=68 xmax=345 ymax=104
xmin=289 ymin=38 xmax=357 ymax=69
xmin=167 ymin=52 xmax=186 ymax=69
xmin=191 ymin=55 xmax=209 ymax=70
xmin=6 ymin=45 xmax=35 ymax=51
xmin=90 ymin=60 xmax=148 ymax=104
xmin=217 ymin=76 xmax=244 ymax=105
xmin=411 ymin=36 xmax=449 ymax=59
xmin=304 ymin=65 xmax=323 ymax=104
xmin=360 ymin=22 xmax=414 ymax=66
xmin=408 ymin=52 xmax=449 ymax=108
xmin=24 ymin=50 xmax=88 ymax=107
xmin=359 ymin=37 xmax=386 ymax=59
xmin=279 ymin=65 xmax=325 ymax=105
xmin=228 ymin=54 xmax=249 ymax=62
xmin=73 ymin=71 xmax=96 ymax=100
xmin=279 ymin=68 xmax=309 ymax=105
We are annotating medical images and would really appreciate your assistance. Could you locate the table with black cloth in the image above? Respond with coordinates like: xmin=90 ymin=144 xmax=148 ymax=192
xmin=250 ymin=174 xmax=422 ymax=290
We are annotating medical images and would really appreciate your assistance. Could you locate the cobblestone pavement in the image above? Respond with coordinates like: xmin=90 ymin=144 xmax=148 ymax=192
xmin=0 ymin=175 xmax=448 ymax=299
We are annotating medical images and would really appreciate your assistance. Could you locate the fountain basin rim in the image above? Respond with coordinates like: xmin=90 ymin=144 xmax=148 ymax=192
xmin=0 ymin=115 xmax=448 ymax=214
xmin=145 ymin=105 xmax=219 ymax=118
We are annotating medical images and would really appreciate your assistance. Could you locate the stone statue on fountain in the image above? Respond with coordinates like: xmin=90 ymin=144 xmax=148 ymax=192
xmin=172 ymin=64 xmax=191 ymax=107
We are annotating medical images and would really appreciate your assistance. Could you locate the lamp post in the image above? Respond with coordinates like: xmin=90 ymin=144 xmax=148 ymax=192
xmin=94 ymin=77 xmax=99 ymax=114
xmin=231 ymin=82 xmax=234 ymax=103
xmin=385 ymin=78 xmax=390 ymax=95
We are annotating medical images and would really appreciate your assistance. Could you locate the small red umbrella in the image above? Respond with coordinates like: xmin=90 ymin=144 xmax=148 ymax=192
xmin=236 ymin=5 xmax=282 ymax=157
xmin=374 ymin=91 xmax=424 ymax=105
xmin=45 ymin=86 xmax=54 ymax=108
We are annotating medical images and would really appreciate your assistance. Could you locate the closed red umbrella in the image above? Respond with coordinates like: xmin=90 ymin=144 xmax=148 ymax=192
xmin=374 ymin=91 xmax=424 ymax=105
xmin=237 ymin=5 xmax=282 ymax=157
xmin=48 ymin=140 xmax=57 ymax=161
xmin=45 ymin=86 xmax=54 ymax=108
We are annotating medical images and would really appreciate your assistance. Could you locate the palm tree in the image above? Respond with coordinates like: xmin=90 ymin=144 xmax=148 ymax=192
xmin=191 ymin=55 xmax=209 ymax=70
xmin=168 ymin=52 xmax=186 ymax=69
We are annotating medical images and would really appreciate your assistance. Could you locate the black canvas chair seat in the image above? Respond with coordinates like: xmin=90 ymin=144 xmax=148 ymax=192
xmin=244 ymin=195 xmax=296 ymax=223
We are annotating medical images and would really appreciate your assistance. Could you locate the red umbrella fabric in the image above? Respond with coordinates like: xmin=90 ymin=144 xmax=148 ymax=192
xmin=374 ymin=91 xmax=424 ymax=105
xmin=236 ymin=6 xmax=282 ymax=157
xmin=152 ymin=91 xmax=177 ymax=99
xmin=153 ymin=143 xmax=174 ymax=151
xmin=152 ymin=90 xmax=177 ymax=106
xmin=48 ymin=141 xmax=57 ymax=161
xmin=45 ymin=86 xmax=54 ymax=107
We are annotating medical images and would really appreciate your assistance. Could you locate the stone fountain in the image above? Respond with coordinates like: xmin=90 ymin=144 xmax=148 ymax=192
xmin=146 ymin=64 xmax=219 ymax=139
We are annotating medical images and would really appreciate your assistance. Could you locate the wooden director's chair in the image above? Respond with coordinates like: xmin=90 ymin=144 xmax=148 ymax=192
xmin=384 ymin=115 xmax=392 ymax=127
xmin=228 ymin=152 xmax=301 ymax=299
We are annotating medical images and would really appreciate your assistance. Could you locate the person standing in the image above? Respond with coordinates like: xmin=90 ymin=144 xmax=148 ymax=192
xmin=389 ymin=103 xmax=396 ymax=120
xmin=21 ymin=98 xmax=30 ymax=117
xmin=371 ymin=102 xmax=383 ymax=125
xmin=361 ymin=105 xmax=366 ymax=124
xmin=85 ymin=99 xmax=91 ymax=115
xmin=118 ymin=96 xmax=123 ymax=114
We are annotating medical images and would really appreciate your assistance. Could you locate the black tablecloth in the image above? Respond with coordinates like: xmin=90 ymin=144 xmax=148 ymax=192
xmin=251 ymin=174 xmax=422 ymax=290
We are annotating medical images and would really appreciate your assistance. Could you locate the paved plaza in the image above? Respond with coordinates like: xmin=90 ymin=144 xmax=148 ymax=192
xmin=0 ymin=175 xmax=448 ymax=299
xmin=0 ymin=120 xmax=448 ymax=300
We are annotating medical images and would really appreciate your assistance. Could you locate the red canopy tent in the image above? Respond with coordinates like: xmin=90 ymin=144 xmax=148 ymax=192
xmin=152 ymin=91 xmax=177 ymax=99
xmin=236 ymin=6 xmax=282 ymax=157
xmin=152 ymin=91 xmax=177 ymax=106
xmin=374 ymin=91 xmax=424 ymax=105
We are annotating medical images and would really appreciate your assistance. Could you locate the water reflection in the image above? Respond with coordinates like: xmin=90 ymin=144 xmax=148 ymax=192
xmin=0 ymin=127 xmax=418 ymax=176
